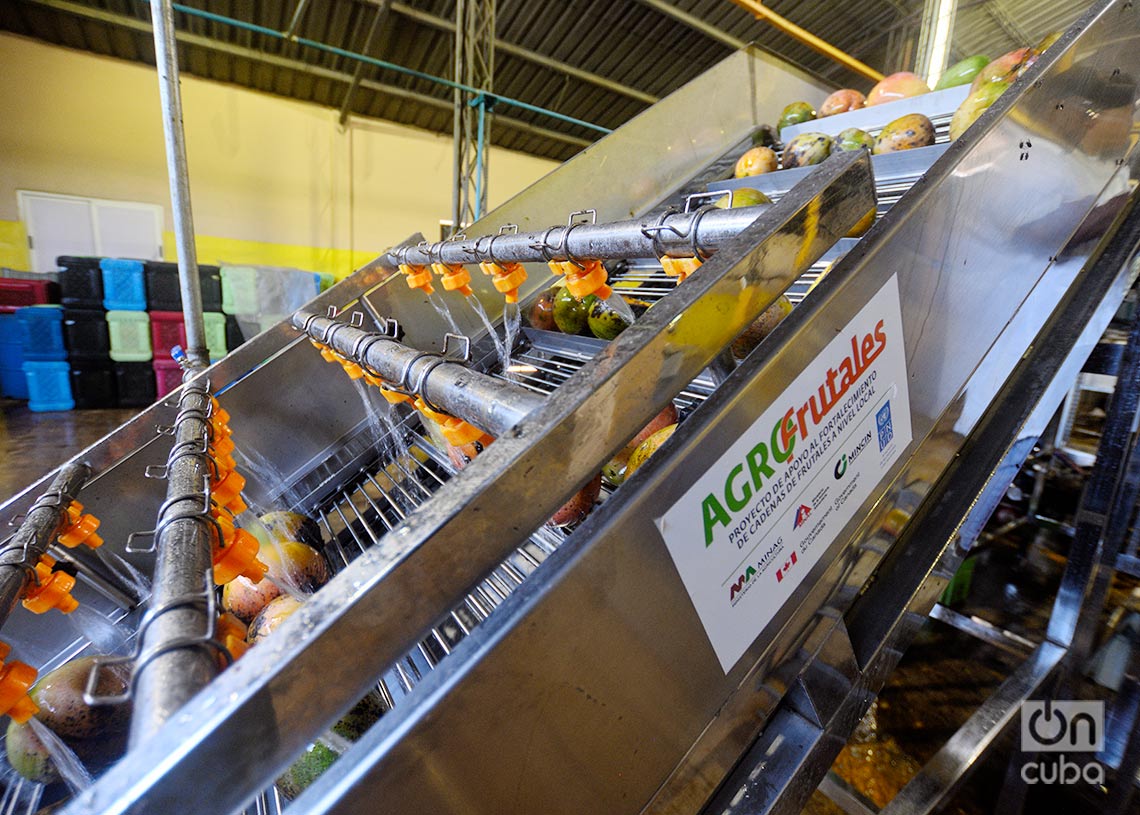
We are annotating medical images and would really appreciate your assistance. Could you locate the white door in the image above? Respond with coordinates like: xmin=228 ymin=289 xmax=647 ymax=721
xmin=18 ymin=191 xmax=164 ymax=273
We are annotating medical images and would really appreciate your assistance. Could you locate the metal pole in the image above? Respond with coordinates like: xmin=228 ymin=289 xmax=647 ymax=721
xmin=728 ymin=0 xmax=885 ymax=81
xmin=0 ymin=463 xmax=89 ymax=630
xmin=451 ymin=0 xmax=466 ymax=236
xmin=150 ymin=0 xmax=209 ymax=369
xmin=129 ymin=375 xmax=220 ymax=745
xmin=293 ymin=312 xmax=545 ymax=436
xmin=474 ymin=95 xmax=487 ymax=221
xmin=384 ymin=201 xmax=773 ymax=268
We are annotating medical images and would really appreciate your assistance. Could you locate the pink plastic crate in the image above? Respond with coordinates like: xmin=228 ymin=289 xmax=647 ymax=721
xmin=149 ymin=310 xmax=186 ymax=360
xmin=153 ymin=358 xmax=184 ymax=399
xmin=1 ymin=278 xmax=58 ymax=314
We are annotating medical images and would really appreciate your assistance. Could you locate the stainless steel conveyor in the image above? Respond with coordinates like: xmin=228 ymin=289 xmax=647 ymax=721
xmin=1 ymin=3 xmax=1139 ymax=813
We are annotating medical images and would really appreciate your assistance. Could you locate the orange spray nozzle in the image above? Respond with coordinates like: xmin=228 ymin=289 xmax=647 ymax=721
xmin=57 ymin=502 xmax=103 ymax=549
xmin=661 ymin=256 xmax=702 ymax=283
xmin=432 ymin=263 xmax=474 ymax=297
xmin=212 ymin=528 xmax=267 ymax=586
xmin=479 ymin=260 xmax=528 ymax=304
xmin=399 ymin=264 xmax=435 ymax=295
xmin=22 ymin=556 xmax=78 ymax=615
xmin=0 ymin=645 xmax=38 ymax=724
xmin=547 ymin=259 xmax=612 ymax=301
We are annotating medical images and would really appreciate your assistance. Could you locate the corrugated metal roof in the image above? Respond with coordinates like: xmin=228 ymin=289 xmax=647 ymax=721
xmin=0 ymin=0 xmax=1100 ymax=162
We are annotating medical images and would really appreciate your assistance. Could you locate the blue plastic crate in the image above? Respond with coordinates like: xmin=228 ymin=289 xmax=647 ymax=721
xmin=0 ymin=341 xmax=23 ymax=372
xmin=23 ymin=361 xmax=73 ymax=411
xmin=0 ymin=313 xmax=19 ymax=346
xmin=16 ymin=306 xmax=67 ymax=361
xmin=100 ymin=259 xmax=147 ymax=311
xmin=0 ymin=366 xmax=28 ymax=400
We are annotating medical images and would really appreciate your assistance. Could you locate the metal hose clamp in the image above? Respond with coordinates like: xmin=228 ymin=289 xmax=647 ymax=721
xmin=640 ymin=206 xmax=683 ymax=258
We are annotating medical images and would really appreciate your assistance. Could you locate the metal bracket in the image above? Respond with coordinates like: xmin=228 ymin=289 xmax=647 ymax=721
xmin=441 ymin=333 xmax=472 ymax=363
xmin=684 ymin=190 xmax=731 ymax=212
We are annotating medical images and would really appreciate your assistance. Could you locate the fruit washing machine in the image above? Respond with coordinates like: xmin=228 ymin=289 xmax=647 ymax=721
xmin=5 ymin=1 xmax=1140 ymax=812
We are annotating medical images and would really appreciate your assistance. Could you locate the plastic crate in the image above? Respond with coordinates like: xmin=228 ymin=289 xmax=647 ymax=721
xmin=149 ymin=310 xmax=185 ymax=360
xmin=0 ymin=367 xmax=27 ymax=400
xmin=0 ymin=313 xmax=19 ymax=347
xmin=317 ymin=272 xmax=335 ymax=293
xmin=100 ymin=259 xmax=147 ymax=311
xmin=224 ymin=314 xmax=244 ymax=352
xmin=23 ymin=361 xmax=73 ymax=412
xmin=16 ymin=305 xmax=67 ymax=361
xmin=220 ymin=266 xmax=258 ymax=315
xmin=153 ymin=358 xmax=184 ymax=399
xmin=57 ymin=256 xmax=104 ymax=309
xmin=69 ymin=363 xmax=116 ymax=409
xmin=114 ymin=362 xmax=156 ymax=407
xmin=203 ymin=312 xmax=227 ymax=360
xmin=62 ymin=308 xmax=111 ymax=362
xmin=143 ymin=262 xmax=223 ymax=312
xmin=106 ymin=310 xmax=152 ymax=363
xmin=0 ymin=278 xmax=58 ymax=314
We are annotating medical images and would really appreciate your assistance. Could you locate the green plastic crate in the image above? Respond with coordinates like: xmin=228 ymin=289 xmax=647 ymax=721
xmin=203 ymin=311 xmax=227 ymax=361
xmin=220 ymin=266 xmax=258 ymax=315
xmin=106 ymin=310 xmax=152 ymax=363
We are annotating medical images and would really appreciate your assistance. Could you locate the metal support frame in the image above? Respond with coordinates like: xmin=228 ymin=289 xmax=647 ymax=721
xmin=452 ymin=0 xmax=495 ymax=233
xmin=337 ymin=0 xmax=390 ymax=127
xmin=293 ymin=311 xmax=546 ymax=436
xmin=149 ymin=0 xmax=208 ymax=369
xmin=0 ymin=463 xmax=90 ymax=630
xmin=128 ymin=374 xmax=221 ymax=745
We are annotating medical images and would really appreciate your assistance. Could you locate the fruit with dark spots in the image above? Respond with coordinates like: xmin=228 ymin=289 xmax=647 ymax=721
xmin=247 ymin=594 xmax=304 ymax=645
xmin=30 ymin=656 xmax=130 ymax=741
xmin=873 ymin=113 xmax=935 ymax=154
xmin=587 ymin=296 xmax=633 ymax=340
xmin=625 ymin=424 xmax=678 ymax=479
xmin=528 ymin=288 xmax=557 ymax=331
xmin=777 ymin=101 xmax=816 ymax=133
xmin=603 ymin=403 xmax=679 ymax=487
xmin=552 ymin=286 xmax=590 ymax=335
xmin=549 ymin=473 xmax=603 ymax=527
xmin=834 ymin=128 xmax=874 ymax=153
xmin=819 ymin=89 xmax=866 ymax=117
xmin=781 ymin=132 xmax=832 ymax=169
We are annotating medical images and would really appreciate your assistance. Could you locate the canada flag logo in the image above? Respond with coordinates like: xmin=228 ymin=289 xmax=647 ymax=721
xmin=793 ymin=504 xmax=812 ymax=529
xmin=776 ymin=551 xmax=798 ymax=582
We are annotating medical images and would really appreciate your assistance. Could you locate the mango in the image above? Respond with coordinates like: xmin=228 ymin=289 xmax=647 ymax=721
xmin=834 ymin=128 xmax=874 ymax=153
xmin=1020 ymin=31 xmax=1063 ymax=77
xmin=819 ymin=89 xmax=866 ymax=117
xmin=873 ymin=113 xmax=935 ymax=154
xmin=223 ymin=540 xmax=329 ymax=624
xmin=731 ymin=296 xmax=794 ymax=362
xmin=528 ymin=288 xmax=557 ymax=331
xmin=260 ymin=511 xmax=322 ymax=551
xmin=949 ymin=79 xmax=1011 ymax=140
xmin=935 ymin=55 xmax=989 ymax=90
xmin=247 ymin=594 xmax=303 ymax=645
xmin=587 ymin=297 xmax=632 ymax=341
xmin=970 ymin=48 xmax=1030 ymax=93
xmin=734 ymin=146 xmax=778 ymax=177
xmin=625 ymin=424 xmax=678 ymax=479
xmin=781 ymin=132 xmax=832 ymax=169
xmin=552 ymin=286 xmax=590 ymax=335
xmin=750 ymin=124 xmax=778 ymax=148
xmin=603 ymin=403 xmax=679 ymax=488
xmin=715 ymin=188 xmax=771 ymax=209
xmin=777 ymin=101 xmax=816 ymax=133
xmin=867 ymin=72 xmax=931 ymax=106
xmin=31 ymin=657 xmax=130 ymax=741
xmin=548 ymin=473 xmax=602 ymax=527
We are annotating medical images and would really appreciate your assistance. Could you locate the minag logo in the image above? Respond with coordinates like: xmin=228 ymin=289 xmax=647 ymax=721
xmin=793 ymin=504 xmax=812 ymax=529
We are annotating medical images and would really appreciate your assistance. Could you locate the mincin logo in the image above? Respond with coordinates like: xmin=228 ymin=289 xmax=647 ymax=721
xmin=1020 ymin=700 xmax=1104 ymax=785
xmin=834 ymin=454 xmax=848 ymax=479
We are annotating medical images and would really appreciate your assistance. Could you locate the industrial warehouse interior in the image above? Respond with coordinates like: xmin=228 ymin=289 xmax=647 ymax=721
xmin=2 ymin=0 xmax=1139 ymax=813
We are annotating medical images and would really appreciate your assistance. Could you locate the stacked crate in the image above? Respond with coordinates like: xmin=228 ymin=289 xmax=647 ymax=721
xmin=144 ymin=261 xmax=227 ymax=397
xmin=0 ymin=275 xmax=58 ymax=400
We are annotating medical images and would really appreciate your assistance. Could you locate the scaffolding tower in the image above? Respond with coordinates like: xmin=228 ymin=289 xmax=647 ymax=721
xmin=452 ymin=0 xmax=495 ymax=233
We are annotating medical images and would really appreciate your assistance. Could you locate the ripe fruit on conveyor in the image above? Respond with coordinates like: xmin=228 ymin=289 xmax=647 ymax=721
xmin=873 ymin=114 xmax=936 ymax=154
xmin=528 ymin=287 xmax=558 ymax=331
xmin=549 ymin=473 xmax=603 ymax=527
xmin=259 ymin=511 xmax=323 ymax=552
xmin=625 ymin=424 xmax=679 ymax=479
xmin=819 ymin=89 xmax=866 ymax=117
xmin=950 ymin=80 xmax=1011 ymax=140
xmin=552 ymin=286 xmax=592 ymax=335
xmin=6 ymin=656 xmax=131 ymax=783
xmin=970 ymin=49 xmax=1030 ymax=92
xmin=782 ymin=133 xmax=832 ymax=169
xmin=603 ymin=403 xmax=680 ymax=488
xmin=866 ymin=72 xmax=931 ymax=106
xmin=715 ymin=188 xmax=772 ymax=208
xmin=731 ymin=295 xmax=794 ymax=362
xmin=247 ymin=595 xmax=304 ymax=645
xmin=777 ymin=101 xmax=816 ymax=133
xmin=935 ymin=55 xmax=990 ymax=90
xmin=223 ymin=539 xmax=330 ymax=624
xmin=587 ymin=296 xmax=632 ymax=341
xmin=750 ymin=124 xmax=778 ymax=148
xmin=734 ymin=146 xmax=778 ymax=178
xmin=834 ymin=128 xmax=874 ymax=153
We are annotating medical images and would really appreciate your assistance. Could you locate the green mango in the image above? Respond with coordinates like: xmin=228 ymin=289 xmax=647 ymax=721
xmin=587 ymin=296 xmax=633 ymax=341
xmin=777 ymin=101 xmax=816 ymax=133
xmin=781 ymin=132 xmax=832 ymax=169
xmin=935 ymin=55 xmax=990 ymax=90
xmin=834 ymin=128 xmax=874 ymax=153
xmin=552 ymin=286 xmax=589 ymax=335
xmin=949 ymin=79 xmax=1011 ymax=140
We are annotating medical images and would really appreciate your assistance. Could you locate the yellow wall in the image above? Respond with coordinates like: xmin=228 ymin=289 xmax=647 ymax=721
xmin=0 ymin=33 xmax=559 ymax=278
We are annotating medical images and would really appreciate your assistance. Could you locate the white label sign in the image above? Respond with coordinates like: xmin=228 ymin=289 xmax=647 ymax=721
xmin=656 ymin=275 xmax=911 ymax=672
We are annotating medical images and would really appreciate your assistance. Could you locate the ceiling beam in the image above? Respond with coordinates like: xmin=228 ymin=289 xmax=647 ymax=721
xmin=14 ymin=0 xmax=593 ymax=149
xmin=375 ymin=1 xmax=658 ymax=105
xmin=631 ymin=0 xmax=748 ymax=50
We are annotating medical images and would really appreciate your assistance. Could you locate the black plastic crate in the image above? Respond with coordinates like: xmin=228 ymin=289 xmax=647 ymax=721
xmin=113 ymin=362 xmax=156 ymax=407
xmin=62 ymin=308 xmax=111 ymax=362
xmin=143 ymin=262 xmax=223 ymax=312
xmin=224 ymin=314 xmax=244 ymax=352
xmin=69 ymin=363 xmax=116 ymax=409
xmin=57 ymin=256 xmax=104 ymax=309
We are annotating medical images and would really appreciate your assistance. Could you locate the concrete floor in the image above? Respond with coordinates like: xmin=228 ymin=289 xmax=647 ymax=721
xmin=0 ymin=399 xmax=138 ymax=505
